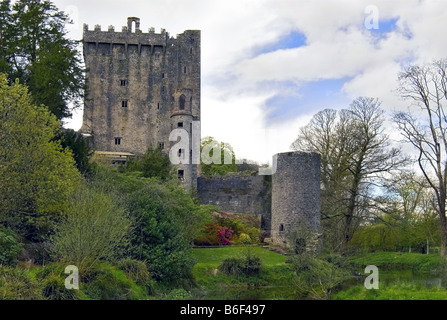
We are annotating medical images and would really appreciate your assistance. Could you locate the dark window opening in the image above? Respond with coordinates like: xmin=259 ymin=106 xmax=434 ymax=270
xmin=177 ymin=122 xmax=183 ymax=128
xmin=178 ymin=169 xmax=184 ymax=181
xmin=162 ymin=73 xmax=166 ymax=78
xmin=114 ymin=137 xmax=121 ymax=145
xmin=178 ymin=148 xmax=183 ymax=157
xmin=179 ymin=94 xmax=186 ymax=110
xmin=122 ymin=100 xmax=128 ymax=108
xmin=279 ymin=224 xmax=284 ymax=232
xmin=183 ymin=66 xmax=187 ymax=74
xmin=158 ymin=142 xmax=164 ymax=149
xmin=190 ymin=48 xmax=193 ymax=54
xmin=157 ymin=102 xmax=160 ymax=110
xmin=120 ymin=80 xmax=127 ymax=86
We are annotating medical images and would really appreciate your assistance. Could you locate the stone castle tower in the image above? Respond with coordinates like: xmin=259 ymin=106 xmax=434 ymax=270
xmin=80 ymin=17 xmax=200 ymax=189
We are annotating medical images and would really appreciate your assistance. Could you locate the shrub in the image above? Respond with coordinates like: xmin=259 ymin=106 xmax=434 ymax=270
xmin=287 ymin=254 xmax=352 ymax=299
xmin=82 ymin=262 xmax=147 ymax=300
xmin=0 ymin=267 xmax=43 ymax=300
xmin=52 ymin=186 xmax=130 ymax=274
xmin=126 ymin=186 xmax=196 ymax=284
xmin=216 ymin=226 xmax=234 ymax=245
xmin=116 ymin=258 xmax=155 ymax=295
xmin=0 ymin=227 xmax=23 ymax=266
xmin=166 ymin=288 xmax=191 ymax=300
xmin=218 ymin=251 xmax=262 ymax=277
xmin=35 ymin=263 xmax=80 ymax=300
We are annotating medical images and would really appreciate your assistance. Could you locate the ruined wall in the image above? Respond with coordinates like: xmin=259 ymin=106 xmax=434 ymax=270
xmin=197 ymin=174 xmax=271 ymax=232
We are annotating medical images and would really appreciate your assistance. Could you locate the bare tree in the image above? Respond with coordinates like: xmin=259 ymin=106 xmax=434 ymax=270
xmin=394 ymin=59 xmax=447 ymax=256
xmin=292 ymin=97 xmax=404 ymax=251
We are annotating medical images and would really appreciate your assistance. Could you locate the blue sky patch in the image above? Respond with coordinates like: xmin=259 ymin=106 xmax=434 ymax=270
xmin=264 ymin=78 xmax=353 ymax=124
xmin=253 ymin=31 xmax=307 ymax=56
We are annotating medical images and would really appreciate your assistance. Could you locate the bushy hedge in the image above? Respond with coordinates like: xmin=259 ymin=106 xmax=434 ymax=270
xmin=218 ymin=251 xmax=262 ymax=276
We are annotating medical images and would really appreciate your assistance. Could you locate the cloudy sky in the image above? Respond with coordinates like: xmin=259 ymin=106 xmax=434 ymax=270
xmin=57 ymin=0 xmax=447 ymax=164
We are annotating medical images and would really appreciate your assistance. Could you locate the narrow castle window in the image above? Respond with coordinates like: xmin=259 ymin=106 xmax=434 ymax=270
xmin=120 ymin=80 xmax=127 ymax=86
xmin=190 ymin=48 xmax=193 ymax=54
xmin=158 ymin=142 xmax=164 ymax=149
xmin=183 ymin=66 xmax=187 ymax=74
xmin=122 ymin=100 xmax=128 ymax=108
xmin=178 ymin=169 xmax=184 ymax=181
xmin=279 ymin=224 xmax=284 ymax=232
xmin=157 ymin=102 xmax=160 ymax=110
xmin=177 ymin=122 xmax=183 ymax=128
xmin=114 ymin=137 xmax=121 ymax=145
xmin=162 ymin=73 xmax=166 ymax=79
xmin=179 ymin=94 xmax=186 ymax=110
xmin=178 ymin=148 xmax=183 ymax=157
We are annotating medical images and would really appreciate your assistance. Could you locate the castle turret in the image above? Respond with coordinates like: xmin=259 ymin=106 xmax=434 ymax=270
xmin=270 ymin=152 xmax=321 ymax=253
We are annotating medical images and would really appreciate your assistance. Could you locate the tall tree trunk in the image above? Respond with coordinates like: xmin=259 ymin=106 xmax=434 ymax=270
xmin=438 ymin=183 xmax=447 ymax=256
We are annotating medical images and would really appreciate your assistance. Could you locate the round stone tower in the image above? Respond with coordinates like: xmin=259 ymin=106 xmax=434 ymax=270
xmin=270 ymin=151 xmax=321 ymax=253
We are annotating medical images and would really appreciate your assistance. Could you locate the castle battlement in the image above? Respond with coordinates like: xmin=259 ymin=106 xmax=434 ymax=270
xmin=83 ymin=17 xmax=199 ymax=47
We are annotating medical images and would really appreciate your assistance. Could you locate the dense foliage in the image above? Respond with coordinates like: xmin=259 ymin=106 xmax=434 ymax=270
xmin=0 ymin=74 xmax=81 ymax=243
xmin=0 ymin=0 xmax=85 ymax=120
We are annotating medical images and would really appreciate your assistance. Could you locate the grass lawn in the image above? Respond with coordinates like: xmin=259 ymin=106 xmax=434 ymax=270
xmin=348 ymin=251 xmax=443 ymax=274
xmin=191 ymin=246 xmax=287 ymax=268
xmin=190 ymin=246 xmax=296 ymax=300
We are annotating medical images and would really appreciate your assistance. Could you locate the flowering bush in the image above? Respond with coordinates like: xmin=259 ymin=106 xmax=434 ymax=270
xmin=216 ymin=226 xmax=234 ymax=245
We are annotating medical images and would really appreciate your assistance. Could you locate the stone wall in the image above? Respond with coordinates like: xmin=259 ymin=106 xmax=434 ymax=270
xmin=196 ymin=174 xmax=272 ymax=232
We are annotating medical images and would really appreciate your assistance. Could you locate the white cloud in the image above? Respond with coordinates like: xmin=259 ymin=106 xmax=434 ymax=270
xmin=58 ymin=0 xmax=447 ymax=162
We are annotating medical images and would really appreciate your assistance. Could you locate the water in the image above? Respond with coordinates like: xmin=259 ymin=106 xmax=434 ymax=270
xmin=340 ymin=269 xmax=444 ymax=290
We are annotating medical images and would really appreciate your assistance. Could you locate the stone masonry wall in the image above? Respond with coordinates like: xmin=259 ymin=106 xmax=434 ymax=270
xmin=197 ymin=174 xmax=272 ymax=232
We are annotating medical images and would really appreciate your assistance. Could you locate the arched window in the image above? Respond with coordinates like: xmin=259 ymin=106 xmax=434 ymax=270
xmin=179 ymin=94 xmax=186 ymax=110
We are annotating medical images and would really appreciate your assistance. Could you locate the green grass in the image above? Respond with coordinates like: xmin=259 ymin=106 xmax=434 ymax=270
xmin=191 ymin=246 xmax=296 ymax=300
xmin=192 ymin=246 xmax=287 ymax=268
xmin=349 ymin=251 xmax=443 ymax=274
xmin=334 ymin=281 xmax=447 ymax=300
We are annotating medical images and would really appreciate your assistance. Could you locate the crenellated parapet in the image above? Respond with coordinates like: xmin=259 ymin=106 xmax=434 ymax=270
xmin=83 ymin=17 xmax=171 ymax=48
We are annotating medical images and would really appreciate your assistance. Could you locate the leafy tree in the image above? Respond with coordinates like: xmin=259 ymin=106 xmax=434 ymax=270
xmin=394 ymin=58 xmax=447 ymax=256
xmin=124 ymin=146 xmax=173 ymax=180
xmin=126 ymin=185 xmax=196 ymax=284
xmin=57 ymin=129 xmax=93 ymax=175
xmin=86 ymin=167 xmax=212 ymax=283
xmin=291 ymin=97 xmax=405 ymax=251
xmin=351 ymin=172 xmax=440 ymax=253
xmin=0 ymin=74 xmax=81 ymax=242
xmin=0 ymin=0 xmax=85 ymax=120
xmin=51 ymin=185 xmax=130 ymax=274
xmin=200 ymin=136 xmax=238 ymax=177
